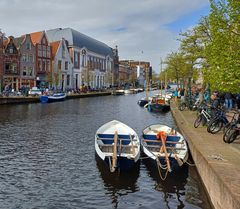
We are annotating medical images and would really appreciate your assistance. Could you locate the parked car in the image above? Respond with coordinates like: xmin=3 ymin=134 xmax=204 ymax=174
xmin=28 ymin=87 xmax=42 ymax=96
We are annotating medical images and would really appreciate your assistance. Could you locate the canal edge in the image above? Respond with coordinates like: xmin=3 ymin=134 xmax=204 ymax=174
xmin=170 ymin=101 xmax=240 ymax=209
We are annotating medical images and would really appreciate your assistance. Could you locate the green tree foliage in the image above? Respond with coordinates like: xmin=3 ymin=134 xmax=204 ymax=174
xmin=206 ymin=0 xmax=240 ymax=93
xmin=165 ymin=52 xmax=189 ymax=87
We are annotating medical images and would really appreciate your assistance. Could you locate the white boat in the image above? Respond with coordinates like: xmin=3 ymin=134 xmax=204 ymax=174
xmin=40 ymin=93 xmax=66 ymax=103
xmin=95 ymin=120 xmax=140 ymax=172
xmin=142 ymin=124 xmax=188 ymax=173
xmin=124 ymin=89 xmax=135 ymax=94
xmin=112 ymin=89 xmax=124 ymax=95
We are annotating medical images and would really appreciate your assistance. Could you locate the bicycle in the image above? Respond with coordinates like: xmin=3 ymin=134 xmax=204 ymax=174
xmin=224 ymin=125 xmax=240 ymax=143
xmin=194 ymin=104 xmax=213 ymax=128
xmin=207 ymin=107 xmax=229 ymax=134
xmin=178 ymin=96 xmax=199 ymax=111
xmin=223 ymin=112 xmax=240 ymax=143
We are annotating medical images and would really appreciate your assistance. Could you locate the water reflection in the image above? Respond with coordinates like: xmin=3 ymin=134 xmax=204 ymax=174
xmin=95 ymin=156 xmax=140 ymax=209
xmin=0 ymin=93 xmax=212 ymax=208
xmin=143 ymin=158 xmax=188 ymax=209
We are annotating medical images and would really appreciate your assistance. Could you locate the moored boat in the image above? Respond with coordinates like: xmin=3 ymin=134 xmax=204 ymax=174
xmin=142 ymin=124 xmax=188 ymax=173
xmin=40 ymin=93 xmax=66 ymax=103
xmin=138 ymin=97 xmax=151 ymax=107
xmin=95 ymin=120 xmax=140 ymax=172
xmin=124 ymin=89 xmax=135 ymax=94
xmin=148 ymin=95 xmax=170 ymax=112
xmin=112 ymin=89 xmax=125 ymax=95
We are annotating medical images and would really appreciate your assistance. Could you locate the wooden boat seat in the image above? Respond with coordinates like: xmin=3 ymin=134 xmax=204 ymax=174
xmin=99 ymin=144 xmax=137 ymax=154
xmin=144 ymin=144 xmax=185 ymax=150
xmin=97 ymin=134 xmax=135 ymax=145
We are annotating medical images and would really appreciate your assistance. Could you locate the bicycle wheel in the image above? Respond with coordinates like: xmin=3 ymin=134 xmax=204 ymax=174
xmin=207 ymin=119 xmax=223 ymax=134
xmin=226 ymin=129 xmax=238 ymax=143
xmin=194 ymin=115 xmax=202 ymax=128
xmin=223 ymin=124 xmax=234 ymax=142
xmin=223 ymin=122 xmax=231 ymax=133
xmin=178 ymin=103 xmax=186 ymax=111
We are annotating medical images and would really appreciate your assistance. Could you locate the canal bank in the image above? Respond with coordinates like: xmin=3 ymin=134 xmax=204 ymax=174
xmin=0 ymin=91 xmax=111 ymax=105
xmin=170 ymin=101 xmax=240 ymax=209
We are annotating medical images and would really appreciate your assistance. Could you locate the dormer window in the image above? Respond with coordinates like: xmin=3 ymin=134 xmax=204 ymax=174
xmin=9 ymin=48 xmax=13 ymax=53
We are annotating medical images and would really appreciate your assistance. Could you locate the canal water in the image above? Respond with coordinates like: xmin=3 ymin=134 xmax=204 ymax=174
xmin=0 ymin=92 xmax=212 ymax=209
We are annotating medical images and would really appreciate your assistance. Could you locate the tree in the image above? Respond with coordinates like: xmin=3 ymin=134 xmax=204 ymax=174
xmin=165 ymin=52 xmax=189 ymax=87
xmin=206 ymin=0 xmax=240 ymax=93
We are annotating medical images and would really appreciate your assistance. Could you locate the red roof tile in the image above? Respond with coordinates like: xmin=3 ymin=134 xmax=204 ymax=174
xmin=50 ymin=41 xmax=60 ymax=58
xmin=30 ymin=31 xmax=43 ymax=45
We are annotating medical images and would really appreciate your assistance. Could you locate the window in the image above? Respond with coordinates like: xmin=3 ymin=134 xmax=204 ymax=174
xmin=47 ymin=61 xmax=50 ymax=72
xmin=58 ymin=60 xmax=62 ymax=70
xmin=38 ymin=49 xmax=42 ymax=57
xmin=42 ymin=61 xmax=45 ymax=71
xmin=62 ymin=42 xmax=65 ymax=58
xmin=29 ymin=54 xmax=33 ymax=62
xmin=22 ymin=54 xmax=26 ymax=62
xmin=9 ymin=48 xmax=13 ymax=54
xmin=5 ymin=63 xmax=17 ymax=74
xmin=65 ymin=61 xmax=68 ymax=70
xmin=42 ymin=50 xmax=46 ymax=57
xmin=42 ymin=37 xmax=46 ymax=45
xmin=38 ymin=61 xmax=42 ymax=71
xmin=28 ymin=67 xmax=33 ymax=76
xmin=74 ymin=51 xmax=79 ymax=68
xmin=23 ymin=66 xmax=27 ymax=76
xmin=67 ymin=75 xmax=70 ymax=86
xmin=81 ymin=54 xmax=85 ymax=67
xmin=5 ymin=64 xmax=10 ymax=71
xmin=26 ymin=42 xmax=31 ymax=50
xmin=47 ymin=46 xmax=51 ymax=58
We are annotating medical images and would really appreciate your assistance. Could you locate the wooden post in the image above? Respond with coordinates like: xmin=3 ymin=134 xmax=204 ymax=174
xmin=111 ymin=131 xmax=118 ymax=172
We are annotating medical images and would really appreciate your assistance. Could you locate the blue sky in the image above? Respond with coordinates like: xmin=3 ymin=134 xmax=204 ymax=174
xmin=166 ymin=4 xmax=210 ymax=33
xmin=0 ymin=0 xmax=210 ymax=73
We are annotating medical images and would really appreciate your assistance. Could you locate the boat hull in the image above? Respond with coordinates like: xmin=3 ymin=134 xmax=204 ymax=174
xmin=137 ymin=99 xmax=148 ymax=107
xmin=149 ymin=103 xmax=170 ymax=112
xmin=95 ymin=151 xmax=139 ymax=171
xmin=40 ymin=93 xmax=66 ymax=103
xmin=112 ymin=90 xmax=124 ymax=95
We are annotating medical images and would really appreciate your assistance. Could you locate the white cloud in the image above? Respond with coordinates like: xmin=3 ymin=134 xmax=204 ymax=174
xmin=0 ymin=0 xmax=209 ymax=72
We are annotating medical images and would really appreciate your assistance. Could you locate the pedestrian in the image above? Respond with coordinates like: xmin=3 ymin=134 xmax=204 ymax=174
xmin=211 ymin=92 xmax=220 ymax=109
xmin=180 ymin=88 xmax=185 ymax=102
xmin=224 ymin=92 xmax=233 ymax=109
xmin=235 ymin=93 xmax=240 ymax=110
xmin=173 ymin=88 xmax=178 ymax=102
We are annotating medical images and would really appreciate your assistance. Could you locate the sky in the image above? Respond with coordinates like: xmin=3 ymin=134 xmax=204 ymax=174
xmin=0 ymin=0 xmax=210 ymax=73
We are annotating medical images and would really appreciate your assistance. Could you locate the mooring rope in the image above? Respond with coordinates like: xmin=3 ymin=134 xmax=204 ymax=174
xmin=156 ymin=157 xmax=169 ymax=181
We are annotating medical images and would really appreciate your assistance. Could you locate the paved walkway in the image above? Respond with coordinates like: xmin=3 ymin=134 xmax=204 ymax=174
xmin=171 ymin=101 xmax=240 ymax=209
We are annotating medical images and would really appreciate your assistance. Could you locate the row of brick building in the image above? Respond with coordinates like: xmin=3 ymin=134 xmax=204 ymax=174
xmin=0 ymin=28 xmax=151 ymax=92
